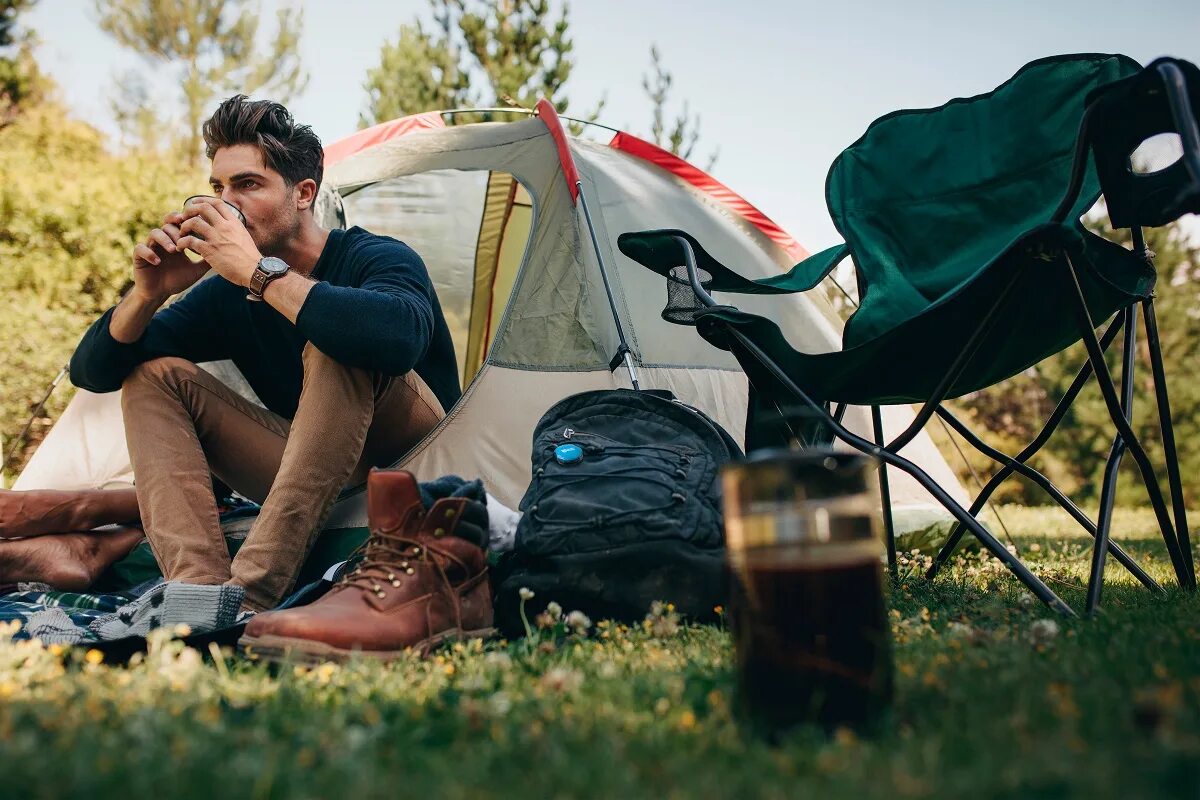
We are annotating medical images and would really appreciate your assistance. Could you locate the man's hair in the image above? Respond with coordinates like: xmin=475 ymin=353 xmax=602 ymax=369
xmin=202 ymin=95 xmax=324 ymax=191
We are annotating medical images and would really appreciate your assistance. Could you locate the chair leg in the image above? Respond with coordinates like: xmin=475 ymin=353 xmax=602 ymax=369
xmin=1086 ymin=305 xmax=1138 ymax=615
xmin=872 ymin=406 xmax=898 ymax=576
xmin=1063 ymin=253 xmax=1192 ymax=589
xmin=927 ymin=315 xmax=1131 ymax=579
xmin=1142 ymin=296 xmax=1195 ymax=586
xmin=932 ymin=405 xmax=1161 ymax=594
xmin=724 ymin=326 xmax=1077 ymax=616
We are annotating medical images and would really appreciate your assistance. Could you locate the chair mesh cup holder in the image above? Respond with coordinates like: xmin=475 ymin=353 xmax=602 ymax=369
xmin=662 ymin=265 xmax=714 ymax=326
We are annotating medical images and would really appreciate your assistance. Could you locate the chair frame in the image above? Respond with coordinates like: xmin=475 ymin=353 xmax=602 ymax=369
xmin=666 ymin=61 xmax=1200 ymax=617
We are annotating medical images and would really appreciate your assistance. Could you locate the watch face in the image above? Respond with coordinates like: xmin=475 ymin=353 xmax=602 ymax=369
xmin=260 ymin=257 xmax=289 ymax=275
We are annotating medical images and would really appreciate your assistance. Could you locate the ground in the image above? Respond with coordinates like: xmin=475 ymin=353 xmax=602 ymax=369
xmin=0 ymin=505 xmax=1198 ymax=799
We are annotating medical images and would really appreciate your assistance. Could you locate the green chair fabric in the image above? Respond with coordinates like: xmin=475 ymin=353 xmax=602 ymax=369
xmin=618 ymin=54 xmax=1155 ymax=406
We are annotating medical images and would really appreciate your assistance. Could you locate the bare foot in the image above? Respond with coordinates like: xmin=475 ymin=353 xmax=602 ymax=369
xmin=0 ymin=489 xmax=140 ymax=539
xmin=0 ymin=526 xmax=145 ymax=591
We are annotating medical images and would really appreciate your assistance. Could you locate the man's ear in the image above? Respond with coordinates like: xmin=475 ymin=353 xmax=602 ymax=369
xmin=295 ymin=178 xmax=319 ymax=212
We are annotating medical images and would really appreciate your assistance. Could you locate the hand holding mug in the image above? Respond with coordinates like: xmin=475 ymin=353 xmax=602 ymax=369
xmin=174 ymin=196 xmax=261 ymax=289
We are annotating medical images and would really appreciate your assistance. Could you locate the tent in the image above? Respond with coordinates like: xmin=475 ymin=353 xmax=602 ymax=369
xmin=16 ymin=102 xmax=968 ymax=531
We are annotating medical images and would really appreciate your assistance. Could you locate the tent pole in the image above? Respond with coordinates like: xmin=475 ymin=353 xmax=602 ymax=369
xmin=2 ymin=363 xmax=68 ymax=477
xmin=576 ymin=180 xmax=641 ymax=391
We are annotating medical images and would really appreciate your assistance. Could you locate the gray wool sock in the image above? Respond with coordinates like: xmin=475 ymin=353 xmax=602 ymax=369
xmin=86 ymin=581 xmax=245 ymax=642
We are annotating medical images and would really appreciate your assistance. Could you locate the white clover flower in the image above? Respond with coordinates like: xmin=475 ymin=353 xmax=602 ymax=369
xmin=545 ymin=601 xmax=563 ymax=620
xmin=1029 ymin=618 xmax=1060 ymax=646
xmin=519 ymin=587 xmax=535 ymax=601
xmin=484 ymin=652 xmax=513 ymax=669
xmin=540 ymin=667 xmax=583 ymax=693
xmin=945 ymin=621 xmax=974 ymax=638
xmin=489 ymin=691 xmax=513 ymax=715
xmin=566 ymin=610 xmax=593 ymax=634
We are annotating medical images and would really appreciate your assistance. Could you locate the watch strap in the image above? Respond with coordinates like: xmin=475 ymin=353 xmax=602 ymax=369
xmin=247 ymin=259 xmax=289 ymax=301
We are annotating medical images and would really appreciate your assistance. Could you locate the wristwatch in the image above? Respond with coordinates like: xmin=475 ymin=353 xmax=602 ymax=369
xmin=247 ymin=256 xmax=290 ymax=301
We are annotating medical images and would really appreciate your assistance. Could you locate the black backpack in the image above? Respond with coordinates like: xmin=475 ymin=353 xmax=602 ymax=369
xmin=493 ymin=389 xmax=742 ymax=636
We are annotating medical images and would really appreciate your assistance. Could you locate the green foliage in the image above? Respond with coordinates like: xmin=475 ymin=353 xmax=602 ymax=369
xmin=945 ymin=219 xmax=1200 ymax=507
xmin=94 ymin=0 xmax=307 ymax=162
xmin=641 ymin=44 xmax=717 ymax=168
xmin=0 ymin=97 xmax=200 ymax=477
xmin=0 ymin=0 xmax=43 ymax=122
xmin=456 ymin=0 xmax=575 ymax=111
xmin=359 ymin=17 xmax=472 ymax=126
xmin=361 ymin=0 xmax=604 ymax=128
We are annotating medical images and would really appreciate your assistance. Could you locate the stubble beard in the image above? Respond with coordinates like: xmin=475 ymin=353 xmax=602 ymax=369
xmin=255 ymin=211 xmax=303 ymax=258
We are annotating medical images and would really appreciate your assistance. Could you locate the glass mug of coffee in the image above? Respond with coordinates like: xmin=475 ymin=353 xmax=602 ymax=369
xmin=722 ymin=448 xmax=893 ymax=738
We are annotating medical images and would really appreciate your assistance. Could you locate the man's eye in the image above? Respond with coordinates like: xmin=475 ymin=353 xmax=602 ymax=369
xmin=240 ymin=181 xmax=255 ymax=189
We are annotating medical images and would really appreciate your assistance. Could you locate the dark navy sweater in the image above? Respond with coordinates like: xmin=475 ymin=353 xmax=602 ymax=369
xmin=70 ymin=227 xmax=461 ymax=419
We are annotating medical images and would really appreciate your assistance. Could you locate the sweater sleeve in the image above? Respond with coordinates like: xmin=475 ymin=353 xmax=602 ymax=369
xmin=69 ymin=276 xmax=231 ymax=393
xmin=293 ymin=242 xmax=435 ymax=376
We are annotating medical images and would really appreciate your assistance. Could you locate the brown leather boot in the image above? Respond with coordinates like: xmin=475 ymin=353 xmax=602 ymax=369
xmin=239 ymin=469 xmax=494 ymax=662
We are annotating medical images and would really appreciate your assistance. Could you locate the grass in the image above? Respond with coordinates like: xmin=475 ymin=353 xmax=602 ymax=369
xmin=1 ymin=506 xmax=1199 ymax=799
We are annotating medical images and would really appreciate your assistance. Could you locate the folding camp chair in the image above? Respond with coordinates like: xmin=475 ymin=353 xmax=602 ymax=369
xmin=618 ymin=54 xmax=1200 ymax=617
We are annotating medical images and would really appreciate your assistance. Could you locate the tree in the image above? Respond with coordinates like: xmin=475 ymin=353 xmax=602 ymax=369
xmin=94 ymin=0 xmax=308 ymax=162
xmin=360 ymin=14 xmax=471 ymax=126
xmin=0 ymin=93 xmax=198 ymax=479
xmin=641 ymin=44 xmax=716 ymax=169
xmin=362 ymin=0 xmax=603 ymax=128
xmin=0 ymin=0 xmax=45 ymax=125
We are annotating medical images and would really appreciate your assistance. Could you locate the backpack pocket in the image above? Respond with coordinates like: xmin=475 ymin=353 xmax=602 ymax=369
xmin=516 ymin=431 xmax=719 ymax=556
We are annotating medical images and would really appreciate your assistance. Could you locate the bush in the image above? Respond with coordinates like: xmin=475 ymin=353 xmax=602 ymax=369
xmin=0 ymin=97 xmax=200 ymax=479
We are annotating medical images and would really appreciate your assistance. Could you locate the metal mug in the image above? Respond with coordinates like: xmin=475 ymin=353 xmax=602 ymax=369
xmin=183 ymin=195 xmax=247 ymax=227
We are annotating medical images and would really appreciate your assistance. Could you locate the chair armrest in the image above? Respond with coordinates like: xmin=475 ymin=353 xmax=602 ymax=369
xmin=755 ymin=243 xmax=850 ymax=293
xmin=618 ymin=229 xmax=848 ymax=295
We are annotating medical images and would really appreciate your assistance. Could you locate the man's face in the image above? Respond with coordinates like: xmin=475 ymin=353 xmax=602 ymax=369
xmin=208 ymin=144 xmax=310 ymax=256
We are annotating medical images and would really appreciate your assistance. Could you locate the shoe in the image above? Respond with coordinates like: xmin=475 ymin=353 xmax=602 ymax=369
xmin=238 ymin=469 xmax=494 ymax=662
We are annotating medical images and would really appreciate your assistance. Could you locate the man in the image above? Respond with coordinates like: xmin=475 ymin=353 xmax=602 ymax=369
xmin=2 ymin=95 xmax=460 ymax=612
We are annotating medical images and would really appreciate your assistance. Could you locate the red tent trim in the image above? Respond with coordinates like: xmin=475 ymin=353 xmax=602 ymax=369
xmin=607 ymin=131 xmax=809 ymax=262
xmin=534 ymin=99 xmax=581 ymax=204
xmin=323 ymin=111 xmax=446 ymax=166
xmin=322 ymin=106 xmax=807 ymax=261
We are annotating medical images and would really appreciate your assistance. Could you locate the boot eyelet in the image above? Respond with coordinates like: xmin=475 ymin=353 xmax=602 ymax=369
xmin=405 ymin=568 xmax=415 ymax=575
xmin=387 ymin=572 xmax=396 ymax=581
xmin=391 ymin=579 xmax=401 ymax=587
xmin=434 ymin=527 xmax=446 ymax=537
xmin=445 ymin=509 xmax=456 ymax=518
xmin=376 ymin=590 xmax=387 ymax=599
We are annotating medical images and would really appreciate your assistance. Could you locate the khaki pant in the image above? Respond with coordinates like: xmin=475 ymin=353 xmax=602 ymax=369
xmin=120 ymin=344 xmax=444 ymax=611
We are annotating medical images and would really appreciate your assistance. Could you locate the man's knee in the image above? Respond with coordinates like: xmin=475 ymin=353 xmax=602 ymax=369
xmin=122 ymin=357 xmax=202 ymax=392
xmin=300 ymin=343 xmax=377 ymax=394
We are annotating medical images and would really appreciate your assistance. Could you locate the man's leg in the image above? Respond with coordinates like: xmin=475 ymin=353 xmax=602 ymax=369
xmin=230 ymin=344 xmax=444 ymax=611
xmin=121 ymin=357 xmax=292 ymax=586
xmin=0 ymin=487 xmax=140 ymax=539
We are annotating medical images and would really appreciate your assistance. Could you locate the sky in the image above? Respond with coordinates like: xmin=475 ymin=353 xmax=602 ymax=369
xmin=25 ymin=0 xmax=1200 ymax=252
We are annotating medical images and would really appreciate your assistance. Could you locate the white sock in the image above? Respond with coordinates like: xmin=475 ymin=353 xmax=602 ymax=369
xmin=485 ymin=493 xmax=522 ymax=553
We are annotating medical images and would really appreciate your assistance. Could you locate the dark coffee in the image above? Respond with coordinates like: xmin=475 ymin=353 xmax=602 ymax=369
xmin=731 ymin=550 xmax=893 ymax=737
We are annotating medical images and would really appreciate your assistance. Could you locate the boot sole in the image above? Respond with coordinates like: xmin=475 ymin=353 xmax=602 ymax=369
xmin=238 ymin=627 xmax=497 ymax=665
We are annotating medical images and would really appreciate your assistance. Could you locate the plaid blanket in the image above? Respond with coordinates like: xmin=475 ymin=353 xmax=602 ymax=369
xmin=0 ymin=475 xmax=486 ymax=646
xmin=8 ymin=580 xmax=245 ymax=645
